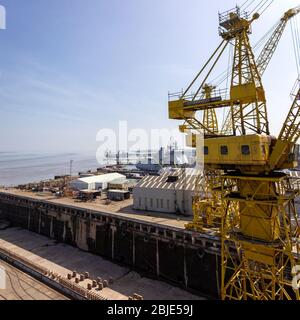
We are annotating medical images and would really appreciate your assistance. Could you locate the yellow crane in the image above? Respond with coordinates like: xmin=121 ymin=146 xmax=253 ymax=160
xmin=168 ymin=2 xmax=300 ymax=300
xmin=184 ymin=5 xmax=300 ymax=233
xmin=220 ymin=82 xmax=300 ymax=300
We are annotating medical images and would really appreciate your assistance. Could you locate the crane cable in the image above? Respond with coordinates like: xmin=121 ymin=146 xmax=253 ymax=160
xmin=222 ymin=45 xmax=233 ymax=128
xmin=249 ymin=0 xmax=271 ymax=16
xmin=241 ymin=0 xmax=257 ymax=11
xmin=290 ymin=15 xmax=300 ymax=77
xmin=240 ymin=0 xmax=274 ymax=17
xmin=259 ymin=0 xmax=274 ymax=17
xmin=295 ymin=17 xmax=300 ymax=77
xmin=253 ymin=20 xmax=278 ymax=51
xmin=296 ymin=19 xmax=300 ymax=78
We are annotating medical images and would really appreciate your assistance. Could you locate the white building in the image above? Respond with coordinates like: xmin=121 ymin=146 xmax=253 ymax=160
xmin=69 ymin=173 xmax=126 ymax=191
xmin=133 ymin=168 xmax=200 ymax=216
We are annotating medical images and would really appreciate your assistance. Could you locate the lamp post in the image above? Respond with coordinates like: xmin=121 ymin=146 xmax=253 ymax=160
xmin=70 ymin=160 xmax=73 ymax=178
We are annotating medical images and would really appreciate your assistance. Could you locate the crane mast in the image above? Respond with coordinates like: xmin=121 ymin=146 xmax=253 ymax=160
xmin=202 ymin=85 xmax=219 ymax=135
xmin=169 ymin=8 xmax=269 ymax=137
xmin=223 ymin=10 xmax=269 ymax=136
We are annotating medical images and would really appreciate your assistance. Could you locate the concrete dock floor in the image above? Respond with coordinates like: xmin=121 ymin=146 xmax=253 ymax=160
xmin=0 ymin=259 xmax=68 ymax=300
xmin=0 ymin=227 xmax=203 ymax=300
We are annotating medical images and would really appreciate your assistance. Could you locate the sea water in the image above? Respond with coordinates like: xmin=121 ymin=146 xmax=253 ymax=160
xmin=0 ymin=151 xmax=105 ymax=186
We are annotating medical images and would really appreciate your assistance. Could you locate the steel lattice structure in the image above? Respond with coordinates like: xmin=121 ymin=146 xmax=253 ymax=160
xmin=220 ymin=174 xmax=300 ymax=300
xmin=168 ymin=4 xmax=300 ymax=300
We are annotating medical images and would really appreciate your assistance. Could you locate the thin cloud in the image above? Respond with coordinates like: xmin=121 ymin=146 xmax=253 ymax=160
xmin=0 ymin=58 xmax=122 ymax=123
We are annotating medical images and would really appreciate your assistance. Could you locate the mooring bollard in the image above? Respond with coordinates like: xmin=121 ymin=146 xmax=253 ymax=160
xmin=97 ymin=277 xmax=102 ymax=283
xmin=98 ymin=283 xmax=103 ymax=291
xmin=103 ymin=280 xmax=108 ymax=287
xmin=133 ymin=293 xmax=143 ymax=300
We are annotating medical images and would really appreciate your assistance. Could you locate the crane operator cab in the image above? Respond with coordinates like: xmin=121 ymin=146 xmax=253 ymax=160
xmin=186 ymin=134 xmax=299 ymax=174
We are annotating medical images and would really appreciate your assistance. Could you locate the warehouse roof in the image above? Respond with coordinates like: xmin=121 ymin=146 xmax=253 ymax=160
xmin=108 ymin=189 xmax=130 ymax=194
xmin=109 ymin=177 xmax=128 ymax=184
xmin=72 ymin=173 xmax=126 ymax=184
xmin=134 ymin=168 xmax=202 ymax=191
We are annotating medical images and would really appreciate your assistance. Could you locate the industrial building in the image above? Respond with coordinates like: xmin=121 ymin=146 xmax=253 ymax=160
xmin=107 ymin=189 xmax=131 ymax=201
xmin=69 ymin=173 xmax=125 ymax=191
xmin=133 ymin=169 xmax=199 ymax=216
xmin=108 ymin=178 xmax=139 ymax=191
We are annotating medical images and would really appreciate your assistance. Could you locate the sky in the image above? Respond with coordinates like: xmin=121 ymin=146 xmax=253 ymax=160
xmin=0 ymin=0 xmax=299 ymax=154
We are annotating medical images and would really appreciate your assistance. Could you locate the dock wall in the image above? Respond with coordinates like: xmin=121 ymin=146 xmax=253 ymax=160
xmin=0 ymin=193 xmax=221 ymax=298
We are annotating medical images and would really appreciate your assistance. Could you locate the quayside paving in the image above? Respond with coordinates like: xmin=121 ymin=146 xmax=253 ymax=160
xmin=0 ymin=189 xmax=192 ymax=229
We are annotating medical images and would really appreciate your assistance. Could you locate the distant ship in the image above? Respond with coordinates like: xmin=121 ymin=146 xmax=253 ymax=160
xmin=135 ymin=147 xmax=195 ymax=173
xmin=102 ymin=145 xmax=196 ymax=172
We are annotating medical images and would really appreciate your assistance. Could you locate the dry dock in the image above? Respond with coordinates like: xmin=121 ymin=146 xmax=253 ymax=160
xmin=0 ymin=189 xmax=221 ymax=298
xmin=0 ymin=227 xmax=201 ymax=300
